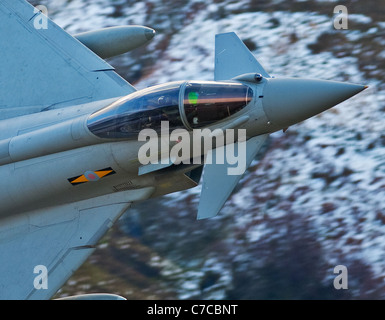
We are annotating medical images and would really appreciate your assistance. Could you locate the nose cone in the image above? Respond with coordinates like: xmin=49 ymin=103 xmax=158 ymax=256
xmin=262 ymin=78 xmax=367 ymax=129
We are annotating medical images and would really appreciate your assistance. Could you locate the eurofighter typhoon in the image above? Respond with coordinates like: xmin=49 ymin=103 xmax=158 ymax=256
xmin=0 ymin=0 xmax=366 ymax=299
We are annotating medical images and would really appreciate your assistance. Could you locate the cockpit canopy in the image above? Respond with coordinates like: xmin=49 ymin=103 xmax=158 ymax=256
xmin=87 ymin=80 xmax=253 ymax=139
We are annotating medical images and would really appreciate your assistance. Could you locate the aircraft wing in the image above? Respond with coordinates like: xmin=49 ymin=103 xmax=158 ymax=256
xmin=197 ymin=134 xmax=269 ymax=220
xmin=0 ymin=188 xmax=154 ymax=300
xmin=0 ymin=0 xmax=135 ymax=120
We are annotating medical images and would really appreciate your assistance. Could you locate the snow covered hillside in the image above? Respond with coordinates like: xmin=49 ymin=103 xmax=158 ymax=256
xmin=30 ymin=0 xmax=385 ymax=299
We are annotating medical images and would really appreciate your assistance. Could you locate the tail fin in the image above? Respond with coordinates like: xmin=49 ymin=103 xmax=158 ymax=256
xmin=214 ymin=32 xmax=270 ymax=81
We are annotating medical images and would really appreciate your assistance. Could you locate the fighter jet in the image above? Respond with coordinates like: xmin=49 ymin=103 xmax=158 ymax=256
xmin=0 ymin=0 xmax=366 ymax=300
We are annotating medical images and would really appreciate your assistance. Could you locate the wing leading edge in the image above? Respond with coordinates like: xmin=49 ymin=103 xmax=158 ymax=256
xmin=0 ymin=0 xmax=136 ymax=120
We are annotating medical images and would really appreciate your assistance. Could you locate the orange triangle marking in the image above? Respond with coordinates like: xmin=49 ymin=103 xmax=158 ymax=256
xmin=95 ymin=170 xmax=113 ymax=179
xmin=71 ymin=175 xmax=88 ymax=184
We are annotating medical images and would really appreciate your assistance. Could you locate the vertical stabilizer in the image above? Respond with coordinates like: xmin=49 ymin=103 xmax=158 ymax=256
xmin=214 ymin=32 xmax=270 ymax=81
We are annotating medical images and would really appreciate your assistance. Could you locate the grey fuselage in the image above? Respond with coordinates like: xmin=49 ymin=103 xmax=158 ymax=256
xmin=0 ymin=79 xmax=264 ymax=216
xmin=0 ymin=76 xmax=365 ymax=217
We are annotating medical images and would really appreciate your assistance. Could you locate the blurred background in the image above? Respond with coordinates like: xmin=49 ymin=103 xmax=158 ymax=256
xmin=29 ymin=0 xmax=385 ymax=299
